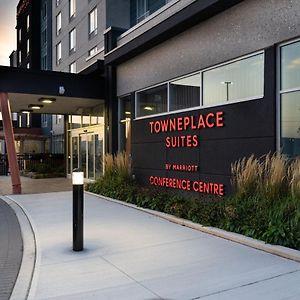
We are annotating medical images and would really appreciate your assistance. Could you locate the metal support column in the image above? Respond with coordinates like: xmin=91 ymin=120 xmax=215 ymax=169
xmin=0 ymin=93 xmax=21 ymax=194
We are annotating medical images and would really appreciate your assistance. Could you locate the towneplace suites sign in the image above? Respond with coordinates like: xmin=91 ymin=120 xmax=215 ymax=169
xmin=148 ymin=111 xmax=225 ymax=196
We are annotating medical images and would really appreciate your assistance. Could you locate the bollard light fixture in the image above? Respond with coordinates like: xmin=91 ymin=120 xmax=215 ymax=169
xmin=72 ymin=168 xmax=84 ymax=251
xmin=72 ymin=171 xmax=84 ymax=185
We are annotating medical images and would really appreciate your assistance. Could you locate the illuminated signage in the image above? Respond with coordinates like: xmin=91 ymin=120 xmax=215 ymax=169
xmin=147 ymin=111 xmax=225 ymax=196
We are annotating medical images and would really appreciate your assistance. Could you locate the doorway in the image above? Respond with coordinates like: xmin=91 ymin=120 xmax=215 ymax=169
xmin=71 ymin=126 xmax=104 ymax=180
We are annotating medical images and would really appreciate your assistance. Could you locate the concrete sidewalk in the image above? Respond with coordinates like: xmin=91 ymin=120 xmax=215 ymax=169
xmin=6 ymin=192 xmax=300 ymax=300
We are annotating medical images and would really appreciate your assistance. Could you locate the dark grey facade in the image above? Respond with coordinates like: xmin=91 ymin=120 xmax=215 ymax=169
xmin=103 ymin=0 xmax=300 ymax=197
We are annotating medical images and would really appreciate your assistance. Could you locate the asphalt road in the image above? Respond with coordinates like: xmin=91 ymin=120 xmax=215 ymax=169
xmin=0 ymin=199 xmax=23 ymax=300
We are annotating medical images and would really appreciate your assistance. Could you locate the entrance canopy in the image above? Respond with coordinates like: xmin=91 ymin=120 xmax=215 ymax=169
xmin=0 ymin=65 xmax=105 ymax=114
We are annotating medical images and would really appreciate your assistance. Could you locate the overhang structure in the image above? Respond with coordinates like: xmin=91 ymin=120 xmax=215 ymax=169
xmin=0 ymin=65 xmax=105 ymax=194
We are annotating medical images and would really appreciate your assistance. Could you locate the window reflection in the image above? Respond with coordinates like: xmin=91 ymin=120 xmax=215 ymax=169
xmin=281 ymin=92 xmax=300 ymax=157
xmin=281 ymin=41 xmax=300 ymax=91
xmin=136 ymin=84 xmax=167 ymax=117
xmin=203 ymin=54 xmax=264 ymax=105
xmin=169 ymin=73 xmax=200 ymax=111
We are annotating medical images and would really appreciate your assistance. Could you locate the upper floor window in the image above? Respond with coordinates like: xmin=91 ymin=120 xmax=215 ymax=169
xmin=69 ymin=62 xmax=76 ymax=73
xmin=27 ymin=15 xmax=30 ymax=31
xmin=42 ymin=3 xmax=47 ymax=19
xmin=26 ymin=39 xmax=30 ymax=55
xmin=18 ymin=50 xmax=21 ymax=64
xmin=56 ymin=0 xmax=60 ymax=7
xmin=42 ymin=30 xmax=47 ymax=45
xmin=18 ymin=28 xmax=21 ymax=43
xmin=89 ymin=7 xmax=97 ymax=35
xmin=88 ymin=46 xmax=98 ymax=57
xmin=69 ymin=28 xmax=76 ymax=52
xmin=69 ymin=0 xmax=76 ymax=19
xmin=56 ymin=42 xmax=62 ymax=64
xmin=56 ymin=12 xmax=62 ymax=35
xmin=42 ymin=55 xmax=47 ymax=70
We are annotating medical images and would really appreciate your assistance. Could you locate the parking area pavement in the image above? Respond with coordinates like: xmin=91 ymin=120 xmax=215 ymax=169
xmin=0 ymin=199 xmax=23 ymax=300
xmin=6 ymin=191 xmax=300 ymax=300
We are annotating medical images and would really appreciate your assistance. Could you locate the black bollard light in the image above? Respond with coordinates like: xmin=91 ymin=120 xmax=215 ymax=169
xmin=72 ymin=169 xmax=84 ymax=251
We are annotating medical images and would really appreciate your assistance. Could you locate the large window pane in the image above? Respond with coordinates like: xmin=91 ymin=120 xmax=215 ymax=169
xmin=69 ymin=28 xmax=76 ymax=51
xmin=169 ymin=73 xmax=200 ymax=111
xmin=136 ymin=84 xmax=167 ymax=117
xmin=203 ymin=54 xmax=264 ymax=106
xmin=281 ymin=91 xmax=300 ymax=157
xmin=281 ymin=41 xmax=300 ymax=91
xmin=89 ymin=7 xmax=97 ymax=34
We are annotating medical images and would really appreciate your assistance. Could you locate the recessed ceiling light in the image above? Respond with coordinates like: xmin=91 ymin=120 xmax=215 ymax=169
xmin=38 ymin=97 xmax=56 ymax=104
xmin=125 ymin=111 xmax=131 ymax=115
xmin=21 ymin=109 xmax=33 ymax=113
xmin=28 ymin=104 xmax=43 ymax=110
xmin=144 ymin=106 xmax=153 ymax=111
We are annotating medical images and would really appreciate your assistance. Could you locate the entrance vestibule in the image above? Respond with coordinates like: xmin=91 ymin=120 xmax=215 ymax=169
xmin=70 ymin=125 xmax=104 ymax=181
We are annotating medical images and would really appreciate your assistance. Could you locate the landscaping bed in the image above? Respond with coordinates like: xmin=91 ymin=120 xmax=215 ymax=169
xmin=86 ymin=152 xmax=300 ymax=250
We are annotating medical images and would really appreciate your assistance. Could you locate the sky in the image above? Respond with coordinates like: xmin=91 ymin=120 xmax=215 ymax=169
xmin=0 ymin=0 xmax=19 ymax=66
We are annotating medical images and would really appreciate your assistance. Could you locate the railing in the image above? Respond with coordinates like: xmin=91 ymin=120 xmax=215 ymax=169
xmin=0 ymin=154 xmax=65 ymax=175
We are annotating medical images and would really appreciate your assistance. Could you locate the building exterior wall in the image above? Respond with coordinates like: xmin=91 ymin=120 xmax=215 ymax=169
xmin=53 ymin=0 xmax=106 ymax=73
xmin=116 ymin=0 xmax=300 ymax=96
xmin=16 ymin=0 xmax=41 ymax=69
xmin=41 ymin=0 xmax=52 ymax=71
xmin=111 ymin=0 xmax=300 ymax=197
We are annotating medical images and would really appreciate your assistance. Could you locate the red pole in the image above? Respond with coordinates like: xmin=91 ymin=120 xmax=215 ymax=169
xmin=0 ymin=93 xmax=21 ymax=194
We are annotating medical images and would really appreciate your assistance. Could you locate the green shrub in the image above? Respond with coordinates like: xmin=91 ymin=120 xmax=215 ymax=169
xmin=86 ymin=152 xmax=300 ymax=250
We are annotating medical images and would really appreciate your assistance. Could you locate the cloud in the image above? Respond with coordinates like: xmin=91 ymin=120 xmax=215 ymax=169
xmin=287 ymin=58 xmax=300 ymax=69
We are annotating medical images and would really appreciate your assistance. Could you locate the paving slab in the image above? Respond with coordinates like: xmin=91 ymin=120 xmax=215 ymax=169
xmin=0 ymin=176 xmax=72 ymax=195
xmin=7 ymin=192 xmax=300 ymax=300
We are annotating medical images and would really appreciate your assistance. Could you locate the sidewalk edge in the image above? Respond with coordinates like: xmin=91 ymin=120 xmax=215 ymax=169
xmin=2 ymin=196 xmax=36 ymax=300
xmin=85 ymin=191 xmax=300 ymax=263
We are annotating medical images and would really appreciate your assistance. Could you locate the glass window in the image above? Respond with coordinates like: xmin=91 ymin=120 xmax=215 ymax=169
xmin=82 ymin=116 xmax=90 ymax=127
xmin=281 ymin=91 xmax=300 ymax=157
xmin=88 ymin=46 xmax=97 ymax=57
xmin=203 ymin=53 xmax=264 ymax=106
xmin=42 ymin=55 xmax=47 ymax=70
xmin=69 ymin=62 xmax=76 ymax=73
xmin=56 ymin=12 xmax=62 ymax=35
xmin=169 ymin=73 xmax=200 ymax=111
xmin=56 ymin=0 xmax=60 ymax=7
xmin=27 ymin=63 xmax=30 ymax=69
xmin=281 ymin=41 xmax=300 ymax=91
xmin=18 ymin=50 xmax=21 ymax=64
xmin=69 ymin=0 xmax=76 ymax=19
xmin=26 ymin=39 xmax=30 ymax=55
xmin=136 ymin=84 xmax=167 ymax=117
xmin=42 ymin=30 xmax=47 ymax=45
xmin=69 ymin=28 xmax=76 ymax=51
xmin=56 ymin=42 xmax=61 ymax=64
xmin=89 ymin=7 xmax=97 ymax=34
xmin=27 ymin=15 xmax=30 ymax=31
xmin=71 ymin=115 xmax=81 ymax=129
xmin=18 ymin=28 xmax=21 ymax=42
xmin=42 ymin=3 xmax=47 ymax=19
xmin=119 ymin=95 xmax=132 ymax=153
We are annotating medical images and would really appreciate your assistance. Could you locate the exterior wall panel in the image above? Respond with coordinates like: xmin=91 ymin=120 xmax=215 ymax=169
xmin=116 ymin=0 xmax=300 ymax=96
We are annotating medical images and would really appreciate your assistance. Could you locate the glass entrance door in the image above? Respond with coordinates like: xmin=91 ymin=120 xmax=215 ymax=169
xmin=72 ymin=130 xmax=103 ymax=180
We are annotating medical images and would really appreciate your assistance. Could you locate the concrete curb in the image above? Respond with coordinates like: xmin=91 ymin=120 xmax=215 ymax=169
xmin=86 ymin=191 xmax=300 ymax=263
xmin=2 ymin=196 xmax=36 ymax=300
